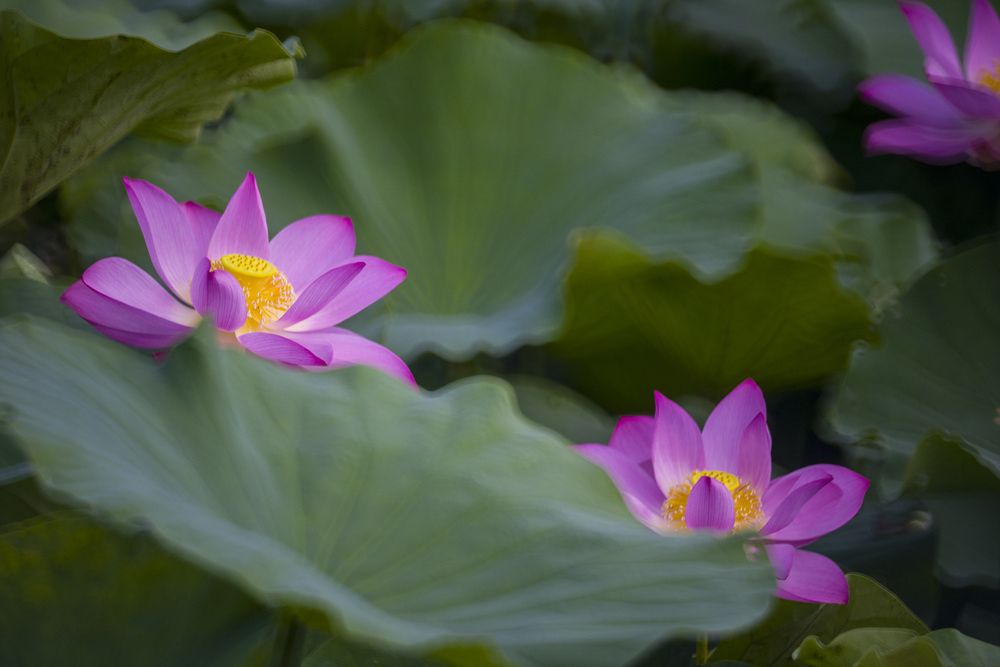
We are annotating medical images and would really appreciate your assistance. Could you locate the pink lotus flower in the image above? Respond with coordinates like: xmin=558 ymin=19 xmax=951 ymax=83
xmin=858 ymin=0 xmax=1000 ymax=166
xmin=61 ymin=173 xmax=415 ymax=386
xmin=573 ymin=379 xmax=868 ymax=604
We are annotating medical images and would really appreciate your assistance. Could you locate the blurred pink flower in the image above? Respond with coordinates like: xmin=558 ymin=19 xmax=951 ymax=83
xmin=858 ymin=0 xmax=1000 ymax=166
xmin=573 ymin=379 xmax=868 ymax=604
xmin=62 ymin=173 xmax=415 ymax=386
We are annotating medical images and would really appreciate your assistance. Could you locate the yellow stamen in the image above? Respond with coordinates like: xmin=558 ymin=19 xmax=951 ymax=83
xmin=978 ymin=58 xmax=1000 ymax=96
xmin=662 ymin=469 xmax=764 ymax=533
xmin=211 ymin=254 xmax=295 ymax=328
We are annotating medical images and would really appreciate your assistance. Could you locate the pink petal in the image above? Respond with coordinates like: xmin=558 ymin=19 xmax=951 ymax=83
xmin=61 ymin=274 xmax=195 ymax=350
xmin=272 ymin=262 xmax=364 ymax=329
xmin=123 ymin=177 xmax=201 ymax=302
xmin=965 ymin=0 xmax=1000 ymax=85
xmin=900 ymin=1 xmax=963 ymax=80
xmin=279 ymin=328 xmax=416 ymax=387
xmin=283 ymin=256 xmax=406 ymax=332
xmin=736 ymin=413 xmax=771 ymax=493
xmin=863 ymin=119 xmax=989 ymax=162
xmin=268 ymin=215 xmax=356 ymax=291
xmin=207 ymin=173 xmax=270 ymax=261
xmin=765 ymin=542 xmax=795 ymax=580
xmin=190 ymin=258 xmax=247 ymax=332
xmin=182 ymin=201 xmax=221 ymax=258
xmin=773 ymin=549 xmax=849 ymax=604
xmin=760 ymin=469 xmax=832 ymax=536
xmin=762 ymin=465 xmax=869 ymax=545
xmin=238 ymin=331 xmax=330 ymax=367
xmin=702 ymin=378 xmax=765 ymax=473
xmin=858 ymin=73 xmax=962 ymax=122
xmin=80 ymin=257 xmax=200 ymax=327
xmin=651 ymin=392 xmax=704 ymax=493
xmin=932 ymin=80 xmax=1000 ymax=116
xmin=608 ymin=415 xmax=655 ymax=464
xmin=685 ymin=476 xmax=736 ymax=533
xmin=572 ymin=444 xmax=670 ymax=533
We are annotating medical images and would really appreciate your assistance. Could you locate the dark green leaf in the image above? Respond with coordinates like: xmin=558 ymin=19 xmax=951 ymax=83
xmin=0 ymin=7 xmax=298 ymax=225
xmin=0 ymin=513 xmax=277 ymax=667
xmin=554 ymin=240 xmax=872 ymax=409
xmin=828 ymin=239 xmax=1000 ymax=480
xmin=708 ymin=574 xmax=927 ymax=666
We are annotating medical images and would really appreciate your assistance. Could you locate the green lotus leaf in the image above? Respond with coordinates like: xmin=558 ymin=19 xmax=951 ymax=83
xmin=0 ymin=0 xmax=244 ymax=49
xmin=708 ymin=574 xmax=928 ymax=666
xmin=826 ymin=0 xmax=969 ymax=79
xmin=0 ymin=6 xmax=299 ymax=226
xmin=660 ymin=90 xmax=939 ymax=310
xmin=0 ymin=513 xmax=276 ymax=667
xmin=827 ymin=239 xmax=1000 ymax=479
xmin=662 ymin=0 xmax=861 ymax=96
xmin=507 ymin=375 xmax=615 ymax=445
xmin=62 ymin=21 xmax=760 ymax=360
xmin=0 ymin=317 xmax=774 ymax=666
xmin=795 ymin=627 xmax=1000 ymax=667
xmin=553 ymin=238 xmax=873 ymax=410
xmin=901 ymin=435 xmax=1000 ymax=588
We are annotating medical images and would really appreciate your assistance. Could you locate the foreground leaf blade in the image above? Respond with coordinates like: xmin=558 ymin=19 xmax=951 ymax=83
xmin=0 ymin=318 xmax=774 ymax=665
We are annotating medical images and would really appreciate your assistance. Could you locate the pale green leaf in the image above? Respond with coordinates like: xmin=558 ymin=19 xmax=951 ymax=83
xmin=0 ymin=318 xmax=774 ymax=666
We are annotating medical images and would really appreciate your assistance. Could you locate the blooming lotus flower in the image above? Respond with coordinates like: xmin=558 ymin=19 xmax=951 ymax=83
xmin=61 ymin=173 xmax=415 ymax=386
xmin=573 ymin=379 xmax=868 ymax=604
xmin=858 ymin=0 xmax=1000 ymax=166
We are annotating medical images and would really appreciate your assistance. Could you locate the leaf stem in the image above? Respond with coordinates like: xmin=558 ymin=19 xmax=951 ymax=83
xmin=272 ymin=614 xmax=306 ymax=667
xmin=695 ymin=632 xmax=709 ymax=665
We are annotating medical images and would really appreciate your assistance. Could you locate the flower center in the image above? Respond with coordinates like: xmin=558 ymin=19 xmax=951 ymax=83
xmin=662 ymin=469 xmax=764 ymax=533
xmin=978 ymin=59 xmax=1000 ymax=96
xmin=211 ymin=254 xmax=295 ymax=327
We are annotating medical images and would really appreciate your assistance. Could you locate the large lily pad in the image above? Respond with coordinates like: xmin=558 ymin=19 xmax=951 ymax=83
xmin=0 ymin=6 xmax=299 ymax=226
xmin=62 ymin=22 xmax=760 ymax=360
xmin=0 ymin=0 xmax=244 ymax=49
xmin=827 ymin=239 xmax=1000 ymax=479
xmin=0 ymin=513 xmax=276 ymax=667
xmin=0 ymin=318 xmax=774 ymax=666
xmin=553 ymin=238 xmax=873 ymax=409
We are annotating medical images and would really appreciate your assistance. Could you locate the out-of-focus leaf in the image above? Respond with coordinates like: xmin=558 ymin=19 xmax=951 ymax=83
xmin=507 ymin=375 xmax=615 ymax=445
xmin=0 ymin=513 xmax=277 ymax=667
xmin=902 ymin=435 xmax=1000 ymax=588
xmin=0 ymin=0 xmax=243 ymax=49
xmin=549 ymin=89 xmax=936 ymax=409
xmin=63 ymin=22 xmax=760 ymax=360
xmin=0 ymin=275 xmax=94 ymax=331
xmin=662 ymin=0 xmax=862 ymax=99
xmin=828 ymin=239 xmax=1000 ymax=479
xmin=0 ymin=318 xmax=774 ymax=666
xmin=0 ymin=7 xmax=299 ymax=226
xmin=663 ymin=90 xmax=939 ymax=309
xmin=0 ymin=244 xmax=51 ymax=282
xmin=708 ymin=574 xmax=928 ymax=666
xmin=794 ymin=628 xmax=925 ymax=666
xmin=303 ymin=635 xmax=493 ymax=667
xmin=827 ymin=0 xmax=969 ymax=79
xmin=794 ymin=627 xmax=1000 ymax=667
xmin=0 ymin=474 xmax=65 ymax=527
xmin=554 ymin=239 xmax=872 ymax=409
